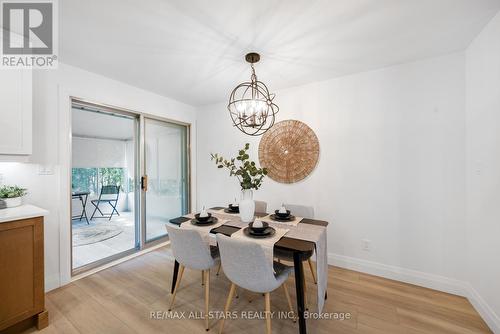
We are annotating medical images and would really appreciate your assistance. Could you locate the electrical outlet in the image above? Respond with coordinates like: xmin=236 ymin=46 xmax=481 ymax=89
xmin=362 ymin=239 xmax=371 ymax=252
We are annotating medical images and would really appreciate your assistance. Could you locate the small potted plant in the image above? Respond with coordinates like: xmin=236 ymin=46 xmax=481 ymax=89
xmin=211 ymin=143 xmax=267 ymax=222
xmin=0 ymin=185 xmax=28 ymax=208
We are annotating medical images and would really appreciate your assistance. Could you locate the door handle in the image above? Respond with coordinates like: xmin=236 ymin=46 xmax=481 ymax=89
xmin=141 ymin=175 xmax=148 ymax=191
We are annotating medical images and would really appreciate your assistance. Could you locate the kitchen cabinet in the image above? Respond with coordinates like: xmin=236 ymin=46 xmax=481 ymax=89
xmin=0 ymin=205 xmax=48 ymax=332
xmin=0 ymin=66 xmax=32 ymax=155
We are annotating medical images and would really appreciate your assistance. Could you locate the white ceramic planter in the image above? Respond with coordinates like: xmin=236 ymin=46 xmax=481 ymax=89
xmin=239 ymin=189 xmax=255 ymax=223
xmin=2 ymin=196 xmax=23 ymax=208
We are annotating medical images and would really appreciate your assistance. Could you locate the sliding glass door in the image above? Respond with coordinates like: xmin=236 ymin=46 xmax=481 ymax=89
xmin=143 ymin=118 xmax=189 ymax=242
xmin=71 ymin=105 xmax=139 ymax=272
xmin=70 ymin=99 xmax=189 ymax=274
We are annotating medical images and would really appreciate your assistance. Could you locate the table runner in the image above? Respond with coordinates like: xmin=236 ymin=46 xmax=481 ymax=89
xmin=231 ymin=225 xmax=289 ymax=266
xmin=207 ymin=209 xmax=328 ymax=313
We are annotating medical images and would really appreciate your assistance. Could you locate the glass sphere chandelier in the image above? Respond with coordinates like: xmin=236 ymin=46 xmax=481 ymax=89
xmin=228 ymin=52 xmax=279 ymax=136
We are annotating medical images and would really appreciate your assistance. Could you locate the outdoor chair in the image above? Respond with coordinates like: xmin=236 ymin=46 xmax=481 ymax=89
xmin=90 ymin=185 xmax=121 ymax=221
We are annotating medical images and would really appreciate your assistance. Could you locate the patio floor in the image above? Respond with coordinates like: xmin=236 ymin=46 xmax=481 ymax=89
xmin=72 ymin=211 xmax=170 ymax=269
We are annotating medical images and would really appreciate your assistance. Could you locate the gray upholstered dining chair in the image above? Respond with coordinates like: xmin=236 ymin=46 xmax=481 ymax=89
xmin=216 ymin=234 xmax=295 ymax=334
xmin=165 ymin=224 xmax=220 ymax=331
xmin=254 ymin=200 xmax=267 ymax=214
xmin=284 ymin=204 xmax=314 ymax=221
xmin=275 ymin=204 xmax=317 ymax=308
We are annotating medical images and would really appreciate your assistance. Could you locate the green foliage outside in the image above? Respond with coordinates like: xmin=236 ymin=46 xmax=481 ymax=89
xmin=72 ymin=168 xmax=128 ymax=195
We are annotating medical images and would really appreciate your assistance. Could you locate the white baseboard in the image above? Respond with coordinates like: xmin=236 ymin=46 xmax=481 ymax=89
xmin=328 ymin=253 xmax=500 ymax=333
xmin=45 ymin=274 xmax=61 ymax=292
xmin=463 ymin=282 xmax=500 ymax=333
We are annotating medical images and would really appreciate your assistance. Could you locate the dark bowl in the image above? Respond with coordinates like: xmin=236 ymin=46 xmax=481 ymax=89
xmin=275 ymin=210 xmax=291 ymax=218
xmin=228 ymin=204 xmax=240 ymax=212
xmin=195 ymin=212 xmax=212 ymax=222
xmin=249 ymin=221 xmax=269 ymax=233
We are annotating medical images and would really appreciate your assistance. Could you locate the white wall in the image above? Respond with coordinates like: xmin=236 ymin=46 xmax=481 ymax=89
xmin=197 ymin=52 xmax=467 ymax=288
xmin=0 ymin=62 xmax=197 ymax=291
xmin=465 ymin=11 xmax=500 ymax=332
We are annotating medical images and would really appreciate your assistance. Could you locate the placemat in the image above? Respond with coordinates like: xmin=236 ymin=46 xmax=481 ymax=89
xmin=259 ymin=214 xmax=303 ymax=227
xmin=231 ymin=226 xmax=289 ymax=266
xmin=180 ymin=213 xmax=227 ymax=246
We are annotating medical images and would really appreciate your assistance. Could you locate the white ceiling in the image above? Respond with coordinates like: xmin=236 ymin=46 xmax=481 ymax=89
xmin=72 ymin=108 xmax=135 ymax=140
xmin=60 ymin=0 xmax=500 ymax=106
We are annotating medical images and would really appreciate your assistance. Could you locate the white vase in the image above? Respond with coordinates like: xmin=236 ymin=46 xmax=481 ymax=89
xmin=239 ymin=189 xmax=255 ymax=223
xmin=2 ymin=196 xmax=23 ymax=208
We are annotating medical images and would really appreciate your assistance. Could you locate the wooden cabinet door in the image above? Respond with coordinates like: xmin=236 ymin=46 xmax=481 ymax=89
xmin=0 ymin=217 xmax=44 ymax=330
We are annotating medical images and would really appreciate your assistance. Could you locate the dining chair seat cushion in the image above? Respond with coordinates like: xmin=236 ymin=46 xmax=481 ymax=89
xmin=209 ymin=245 xmax=220 ymax=259
xmin=91 ymin=199 xmax=114 ymax=203
xmin=273 ymin=248 xmax=294 ymax=261
xmin=273 ymin=261 xmax=293 ymax=280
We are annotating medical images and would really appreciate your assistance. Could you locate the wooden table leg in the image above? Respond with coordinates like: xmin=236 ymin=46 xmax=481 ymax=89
xmin=293 ymin=252 xmax=307 ymax=334
xmin=171 ymin=260 xmax=179 ymax=293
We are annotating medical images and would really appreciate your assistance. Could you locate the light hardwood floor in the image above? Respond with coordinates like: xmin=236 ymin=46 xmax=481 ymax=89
xmin=25 ymin=246 xmax=491 ymax=334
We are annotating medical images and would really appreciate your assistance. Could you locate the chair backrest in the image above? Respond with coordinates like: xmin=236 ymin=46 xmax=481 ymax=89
xmin=284 ymin=204 xmax=314 ymax=219
xmin=99 ymin=185 xmax=120 ymax=200
xmin=216 ymin=234 xmax=281 ymax=293
xmin=254 ymin=200 xmax=267 ymax=214
xmin=165 ymin=224 xmax=216 ymax=271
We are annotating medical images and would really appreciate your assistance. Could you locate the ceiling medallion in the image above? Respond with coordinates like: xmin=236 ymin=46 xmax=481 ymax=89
xmin=227 ymin=52 xmax=279 ymax=136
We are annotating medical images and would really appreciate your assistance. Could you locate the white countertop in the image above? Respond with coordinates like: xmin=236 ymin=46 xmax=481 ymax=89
xmin=0 ymin=204 xmax=49 ymax=223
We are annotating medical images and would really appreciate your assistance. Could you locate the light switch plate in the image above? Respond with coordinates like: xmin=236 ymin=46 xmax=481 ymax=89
xmin=38 ymin=164 xmax=54 ymax=175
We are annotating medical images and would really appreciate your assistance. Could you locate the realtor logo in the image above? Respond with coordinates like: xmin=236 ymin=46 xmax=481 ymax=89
xmin=1 ymin=0 xmax=58 ymax=68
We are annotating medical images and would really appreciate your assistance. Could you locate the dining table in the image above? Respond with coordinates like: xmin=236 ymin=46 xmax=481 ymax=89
xmin=168 ymin=206 xmax=329 ymax=334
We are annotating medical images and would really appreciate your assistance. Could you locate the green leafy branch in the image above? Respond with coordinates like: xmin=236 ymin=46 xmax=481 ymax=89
xmin=211 ymin=143 xmax=268 ymax=190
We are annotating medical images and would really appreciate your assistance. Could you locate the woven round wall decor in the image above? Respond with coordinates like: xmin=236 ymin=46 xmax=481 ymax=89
xmin=258 ymin=120 xmax=319 ymax=183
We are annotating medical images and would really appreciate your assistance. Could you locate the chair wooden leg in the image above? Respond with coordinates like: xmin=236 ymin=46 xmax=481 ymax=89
xmin=169 ymin=264 xmax=185 ymax=311
xmin=265 ymin=292 xmax=272 ymax=334
xmin=302 ymin=262 xmax=308 ymax=310
xmin=219 ymin=283 xmax=236 ymax=334
xmin=202 ymin=270 xmax=205 ymax=286
xmin=205 ymin=270 xmax=210 ymax=331
xmin=282 ymin=283 xmax=296 ymax=323
xmin=247 ymin=289 xmax=253 ymax=303
xmin=307 ymin=258 xmax=317 ymax=284
xmin=216 ymin=263 xmax=221 ymax=276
